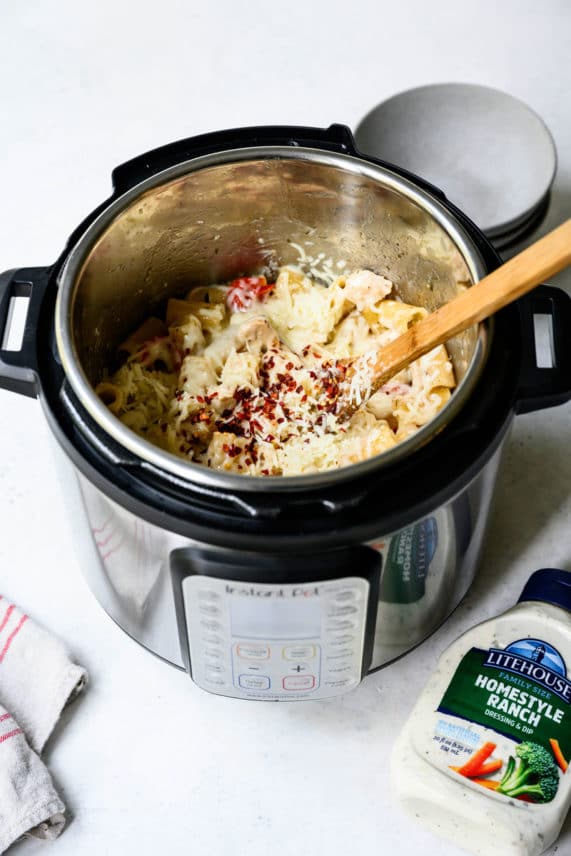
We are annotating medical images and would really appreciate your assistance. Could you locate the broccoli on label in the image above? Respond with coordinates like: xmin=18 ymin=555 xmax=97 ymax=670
xmin=497 ymin=741 xmax=560 ymax=803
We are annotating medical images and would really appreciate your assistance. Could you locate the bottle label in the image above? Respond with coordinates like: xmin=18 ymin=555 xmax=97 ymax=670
xmin=380 ymin=517 xmax=438 ymax=604
xmin=424 ymin=638 xmax=571 ymax=804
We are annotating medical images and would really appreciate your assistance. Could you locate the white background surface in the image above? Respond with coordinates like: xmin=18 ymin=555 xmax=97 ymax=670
xmin=1 ymin=1 xmax=570 ymax=854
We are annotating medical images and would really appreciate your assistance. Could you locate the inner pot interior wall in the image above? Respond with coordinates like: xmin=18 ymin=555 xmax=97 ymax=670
xmin=70 ymin=156 xmax=477 ymax=386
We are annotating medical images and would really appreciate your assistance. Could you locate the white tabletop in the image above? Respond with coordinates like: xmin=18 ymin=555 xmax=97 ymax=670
xmin=1 ymin=1 xmax=570 ymax=854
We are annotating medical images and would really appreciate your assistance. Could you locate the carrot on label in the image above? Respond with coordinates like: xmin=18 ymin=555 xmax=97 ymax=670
xmin=549 ymin=738 xmax=568 ymax=773
xmin=457 ymin=742 xmax=497 ymax=778
xmin=476 ymin=759 xmax=503 ymax=777
xmin=471 ymin=778 xmax=500 ymax=791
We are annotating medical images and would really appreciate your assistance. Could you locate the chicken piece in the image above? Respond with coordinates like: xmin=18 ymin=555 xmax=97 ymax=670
xmin=221 ymin=350 xmax=261 ymax=390
xmin=343 ymin=270 xmax=393 ymax=311
xmin=178 ymin=355 xmax=217 ymax=396
xmin=173 ymin=356 xmax=218 ymax=429
xmin=366 ymin=390 xmax=393 ymax=420
xmin=235 ymin=316 xmax=282 ymax=355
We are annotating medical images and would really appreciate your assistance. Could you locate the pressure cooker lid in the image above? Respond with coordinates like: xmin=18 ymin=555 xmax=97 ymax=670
xmin=354 ymin=83 xmax=557 ymax=250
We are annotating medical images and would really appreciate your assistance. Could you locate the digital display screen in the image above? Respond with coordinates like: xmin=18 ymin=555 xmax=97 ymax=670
xmin=230 ymin=597 xmax=321 ymax=640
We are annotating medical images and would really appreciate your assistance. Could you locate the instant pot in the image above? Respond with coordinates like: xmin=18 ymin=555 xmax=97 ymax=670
xmin=1 ymin=125 xmax=570 ymax=701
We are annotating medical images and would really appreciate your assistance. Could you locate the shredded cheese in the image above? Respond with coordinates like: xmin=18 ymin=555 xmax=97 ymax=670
xmin=95 ymin=267 xmax=456 ymax=476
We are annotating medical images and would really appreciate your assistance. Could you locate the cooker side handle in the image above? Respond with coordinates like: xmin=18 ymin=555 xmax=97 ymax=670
xmin=515 ymin=284 xmax=571 ymax=414
xmin=0 ymin=267 xmax=51 ymax=398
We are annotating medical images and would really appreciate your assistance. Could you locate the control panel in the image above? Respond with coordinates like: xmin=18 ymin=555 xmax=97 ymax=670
xmin=182 ymin=576 xmax=371 ymax=700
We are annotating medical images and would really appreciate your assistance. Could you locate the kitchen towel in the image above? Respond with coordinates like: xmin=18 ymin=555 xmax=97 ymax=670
xmin=0 ymin=706 xmax=65 ymax=853
xmin=0 ymin=595 xmax=86 ymax=754
xmin=0 ymin=594 xmax=87 ymax=852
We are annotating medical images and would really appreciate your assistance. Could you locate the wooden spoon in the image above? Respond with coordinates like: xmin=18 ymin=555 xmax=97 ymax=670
xmin=339 ymin=218 xmax=571 ymax=416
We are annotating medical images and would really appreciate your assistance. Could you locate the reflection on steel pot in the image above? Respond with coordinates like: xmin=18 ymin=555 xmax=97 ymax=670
xmin=1 ymin=125 xmax=570 ymax=701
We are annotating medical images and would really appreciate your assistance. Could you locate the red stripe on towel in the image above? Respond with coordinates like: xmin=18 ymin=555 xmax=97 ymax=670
xmin=0 ymin=728 xmax=22 ymax=744
xmin=0 ymin=604 xmax=15 ymax=633
xmin=96 ymin=530 xmax=116 ymax=548
xmin=0 ymin=713 xmax=12 ymax=723
xmin=0 ymin=614 xmax=28 ymax=663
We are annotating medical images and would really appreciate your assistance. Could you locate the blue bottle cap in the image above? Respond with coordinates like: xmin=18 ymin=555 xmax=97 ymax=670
xmin=518 ymin=569 xmax=571 ymax=610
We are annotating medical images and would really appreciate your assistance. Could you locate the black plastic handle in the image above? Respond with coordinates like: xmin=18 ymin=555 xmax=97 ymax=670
xmin=0 ymin=267 xmax=51 ymax=398
xmin=112 ymin=122 xmax=448 ymax=205
xmin=112 ymin=124 xmax=357 ymax=194
xmin=516 ymin=284 xmax=571 ymax=414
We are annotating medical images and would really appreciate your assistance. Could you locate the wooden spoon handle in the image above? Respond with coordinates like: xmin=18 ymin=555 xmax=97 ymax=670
xmin=347 ymin=218 xmax=571 ymax=405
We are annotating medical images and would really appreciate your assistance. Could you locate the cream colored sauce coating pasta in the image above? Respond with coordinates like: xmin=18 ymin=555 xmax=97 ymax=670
xmin=96 ymin=268 xmax=456 ymax=476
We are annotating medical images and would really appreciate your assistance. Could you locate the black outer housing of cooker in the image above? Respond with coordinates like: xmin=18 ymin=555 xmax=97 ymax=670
xmin=1 ymin=124 xmax=570 ymax=551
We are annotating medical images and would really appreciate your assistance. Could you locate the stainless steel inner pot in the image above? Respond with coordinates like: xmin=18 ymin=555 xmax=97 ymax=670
xmin=55 ymin=147 xmax=488 ymax=490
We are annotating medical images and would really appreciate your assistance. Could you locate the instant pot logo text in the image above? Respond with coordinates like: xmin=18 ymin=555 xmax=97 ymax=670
xmin=225 ymin=584 xmax=320 ymax=598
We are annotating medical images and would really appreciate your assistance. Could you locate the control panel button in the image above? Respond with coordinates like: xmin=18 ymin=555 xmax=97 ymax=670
xmin=282 ymin=644 xmax=317 ymax=660
xmin=326 ymin=619 xmax=357 ymax=631
xmin=204 ymin=668 xmax=225 ymax=685
xmin=238 ymin=674 xmax=270 ymax=690
xmin=199 ymin=604 xmax=220 ymax=616
xmin=327 ymin=664 xmax=352 ymax=674
xmin=198 ymin=590 xmax=220 ymax=601
xmin=202 ymin=635 xmax=223 ymax=646
xmin=283 ymin=675 xmax=316 ymax=691
xmin=204 ymin=647 xmax=224 ymax=660
xmin=327 ymin=605 xmax=358 ymax=617
xmin=200 ymin=619 xmax=222 ymax=632
xmin=325 ymin=677 xmax=353 ymax=688
xmin=326 ymin=649 xmax=353 ymax=660
xmin=329 ymin=634 xmax=355 ymax=644
xmin=236 ymin=643 xmax=270 ymax=660
xmin=332 ymin=589 xmax=358 ymax=602
xmin=204 ymin=661 xmax=224 ymax=673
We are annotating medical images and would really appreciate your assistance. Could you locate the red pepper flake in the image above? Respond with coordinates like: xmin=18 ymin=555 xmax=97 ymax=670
xmin=286 ymin=361 xmax=294 ymax=371
xmin=226 ymin=276 xmax=275 ymax=312
xmin=261 ymin=469 xmax=270 ymax=476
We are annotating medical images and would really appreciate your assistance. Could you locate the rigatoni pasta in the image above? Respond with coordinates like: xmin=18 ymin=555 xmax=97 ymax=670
xmin=95 ymin=267 xmax=456 ymax=476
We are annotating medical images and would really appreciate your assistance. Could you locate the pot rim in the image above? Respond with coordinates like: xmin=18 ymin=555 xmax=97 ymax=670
xmin=55 ymin=144 xmax=489 ymax=493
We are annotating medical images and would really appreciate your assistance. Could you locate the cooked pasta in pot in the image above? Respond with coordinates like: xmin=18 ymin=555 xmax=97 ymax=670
xmin=95 ymin=267 xmax=455 ymax=476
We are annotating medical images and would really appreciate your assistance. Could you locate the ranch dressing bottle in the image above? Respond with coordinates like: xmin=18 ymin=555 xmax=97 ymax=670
xmin=392 ymin=569 xmax=571 ymax=856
